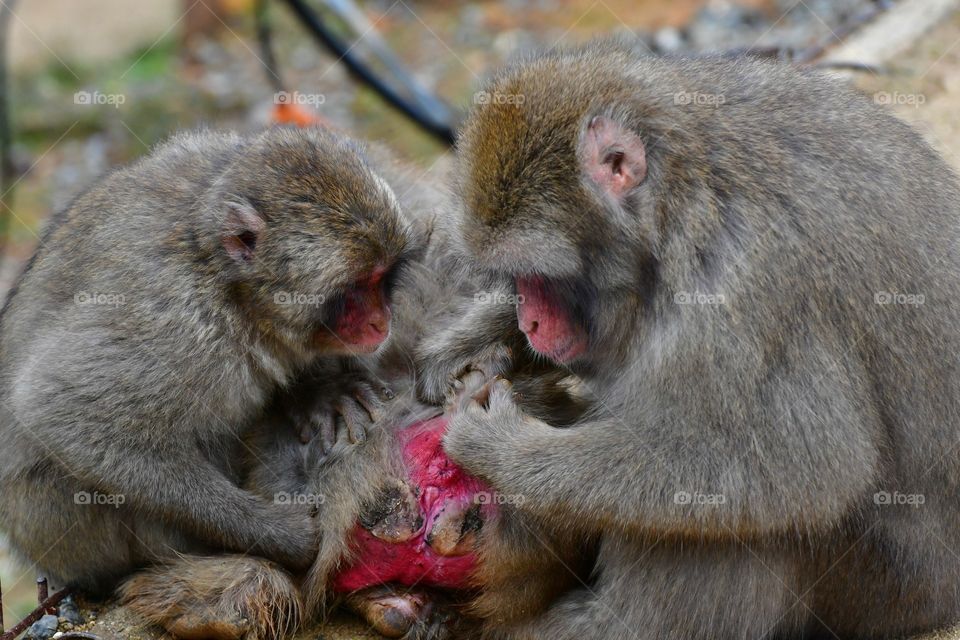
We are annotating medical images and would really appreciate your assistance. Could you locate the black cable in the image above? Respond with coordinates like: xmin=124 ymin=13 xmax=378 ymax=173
xmin=280 ymin=0 xmax=456 ymax=145
xmin=254 ymin=0 xmax=285 ymax=93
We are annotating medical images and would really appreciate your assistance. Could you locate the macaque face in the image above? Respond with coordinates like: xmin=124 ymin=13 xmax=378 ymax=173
xmin=315 ymin=265 xmax=393 ymax=354
xmin=515 ymin=275 xmax=589 ymax=364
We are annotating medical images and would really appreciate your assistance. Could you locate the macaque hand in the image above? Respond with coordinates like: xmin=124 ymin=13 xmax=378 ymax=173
xmin=418 ymin=342 xmax=513 ymax=405
xmin=443 ymin=377 xmax=531 ymax=479
xmin=289 ymin=377 xmax=394 ymax=452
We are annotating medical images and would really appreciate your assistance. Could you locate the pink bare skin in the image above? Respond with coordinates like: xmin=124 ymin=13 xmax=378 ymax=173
xmin=515 ymin=275 xmax=589 ymax=363
xmin=333 ymin=414 xmax=494 ymax=593
xmin=316 ymin=266 xmax=392 ymax=354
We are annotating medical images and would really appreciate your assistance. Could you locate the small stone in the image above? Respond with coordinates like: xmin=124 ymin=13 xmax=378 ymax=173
xmin=23 ymin=614 xmax=59 ymax=640
xmin=654 ymin=27 xmax=686 ymax=53
xmin=58 ymin=594 xmax=84 ymax=625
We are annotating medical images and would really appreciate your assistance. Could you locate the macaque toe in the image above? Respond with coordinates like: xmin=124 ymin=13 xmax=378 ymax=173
xmin=359 ymin=481 xmax=423 ymax=543
xmin=347 ymin=587 xmax=430 ymax=638
xmin=426 ymin=501 xmax=482 ymax=557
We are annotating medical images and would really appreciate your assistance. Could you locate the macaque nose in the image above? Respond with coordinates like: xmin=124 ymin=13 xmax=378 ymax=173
xmin=521 ymin=317 xmax=539 ymax=336
xmin=369 ymin=316 xmax=388 ymax=337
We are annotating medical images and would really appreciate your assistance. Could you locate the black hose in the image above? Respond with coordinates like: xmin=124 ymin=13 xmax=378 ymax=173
xmin=280 ymin=0 xmax=456 ymax=145
xmin=254 ymin=0 xmax=285 ymax=93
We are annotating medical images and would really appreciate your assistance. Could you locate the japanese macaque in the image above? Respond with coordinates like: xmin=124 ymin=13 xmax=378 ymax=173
xmin=119 ymin=157 xmax=592 ymax=640
xmin=0 ymin=127 xmax=413 ymax=593
xmin=416 ymin=41 xmax=960 ymax=639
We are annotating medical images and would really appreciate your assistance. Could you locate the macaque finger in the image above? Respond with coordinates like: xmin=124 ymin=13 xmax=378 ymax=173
xmin=297 ymin=412 xmax=314 ymax=445
xmin=316 ymin=411 xmax=337 ymax=454
xmin=353 ymin=383 xmax=385 ymax=422
xmin=335 ymin=397 xmax=369 ymax=445
xmin=470 ymin=380 xmax=495 ymax=411
xmin=446 ymin=370 xmax=489 ymax=415
xmin=469 ymin=344 xmax=513 ymax=379
xmin=487 ymin=377 xmax=515 ymax=406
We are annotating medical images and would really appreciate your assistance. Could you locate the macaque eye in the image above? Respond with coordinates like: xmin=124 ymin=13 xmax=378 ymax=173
xmin=383 ymin=258 xmax=411 ymax=299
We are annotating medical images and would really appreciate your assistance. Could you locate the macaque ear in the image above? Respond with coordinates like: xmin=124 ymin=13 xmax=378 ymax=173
xmin=221 ymin=200 xmax=266 ymax=263
xmin=579 ymin=115 xmax=647 ymax=200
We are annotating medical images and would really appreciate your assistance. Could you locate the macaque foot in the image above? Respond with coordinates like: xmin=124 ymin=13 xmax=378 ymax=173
xmin=425 ymin=499 xmax=482 ymax=557
xmin=332 ymin=415 xmax=494 ymax=593
xmin=360 ymin=480 xmax=423 ymax=544
xmin=345 ymin=586 xmax=455 ymax=640
xmin=121 ymin=556 xmax=301 ymax=640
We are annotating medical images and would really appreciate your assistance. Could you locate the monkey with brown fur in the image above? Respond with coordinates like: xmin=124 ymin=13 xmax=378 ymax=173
xmin=417 ymin=42 xmax=960 ymax=639
xmin=0 ymin=127 xmax=414 ymax=594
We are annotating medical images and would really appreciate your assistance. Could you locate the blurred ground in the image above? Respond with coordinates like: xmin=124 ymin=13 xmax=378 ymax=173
xmin=2 ymin=0 xmax=960 ymax=638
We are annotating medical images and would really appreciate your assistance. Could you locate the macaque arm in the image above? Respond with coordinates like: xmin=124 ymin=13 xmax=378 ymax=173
xmin=445 ymin=375 xmax=881 ymax=538
xmin=37 ymin=417 xmax=314 ymax=567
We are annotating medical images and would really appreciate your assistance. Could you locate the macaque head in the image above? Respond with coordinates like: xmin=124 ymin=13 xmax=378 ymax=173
xmin=209 ymin=127 xmax=411 ymax=358
xmin=456 ymin=48 xmax=664 ymax=364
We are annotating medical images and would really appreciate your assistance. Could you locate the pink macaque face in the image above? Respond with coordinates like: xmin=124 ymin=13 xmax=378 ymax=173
xmin=314 ymin=267 xmax=392 ymax=354
xmin=332 ymin=415 xmax=494 ymax=593
xmin=515 ymin=275 xmax=589 ymax=364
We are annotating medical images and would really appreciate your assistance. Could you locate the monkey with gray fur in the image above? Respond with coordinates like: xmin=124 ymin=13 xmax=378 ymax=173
xmin=119 ymin=161 xmax=593 ymax=640
xmin=0 ymin=127 xmax=414 ymax=594
xmin=415 ymin=42 xmax=960 ymax=639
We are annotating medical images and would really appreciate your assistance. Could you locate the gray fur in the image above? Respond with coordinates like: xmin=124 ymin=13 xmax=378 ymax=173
xmin=0 ymin=127 xmax=412 ymax=592
xmin=429 ymin=42 xmax=960 ymax=639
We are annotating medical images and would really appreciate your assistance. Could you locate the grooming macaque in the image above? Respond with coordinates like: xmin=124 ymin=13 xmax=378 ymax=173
xmin=120 ymin=170 xmax=591 ymax=640
xmin=414 ymin=42 xmax=960 ymax=639
xmin=0 ymin=127 xmax=413 ymax=593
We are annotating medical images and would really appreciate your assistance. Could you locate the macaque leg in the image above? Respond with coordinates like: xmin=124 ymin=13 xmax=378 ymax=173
xmin=494 ymin=537 xmax=805 ymax=640
xmin=121 ymin=555 xmax=301 ymax=640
